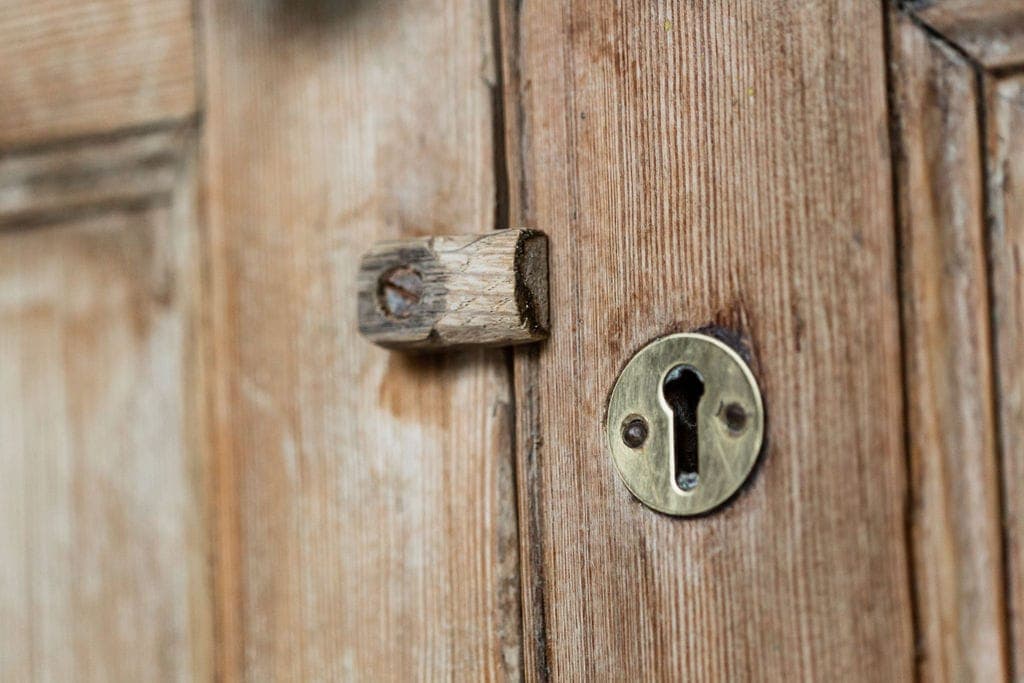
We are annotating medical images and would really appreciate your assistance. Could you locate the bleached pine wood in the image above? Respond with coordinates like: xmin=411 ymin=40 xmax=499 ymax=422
xmin=0 ymin=125 xmax=191 ymax=228
xmin=987 ymin=74 xmax=1024 ymax=681
xmin=499 ymin=1 xmax=914 ymax=679
xmin=200 ymin=1 xmax=521 ymax=679
xmin=0 ymin=0 xmax=196 ymax=148
xmin=358 ymin=229 xmax=548 ymax=350
xmin=0 ymin=131 xmax=212 ymax=681
xmin=910 ymin=0 xmax=1024 ymax=69
xmin=890 ymin=15 xmax=1009 ymax=682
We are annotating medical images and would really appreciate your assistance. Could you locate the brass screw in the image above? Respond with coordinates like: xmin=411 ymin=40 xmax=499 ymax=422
xmin=378 ymin=266 xmax=423 ymax=318
xmin=724 ymin=403 xmax=748 ymax=433
xmin=621 ymin=417 xmax=649 ymax=448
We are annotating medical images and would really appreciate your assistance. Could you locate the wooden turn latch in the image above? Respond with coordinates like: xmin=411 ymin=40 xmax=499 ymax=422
xmin=357 ymin=229 xmax=549 ymax=351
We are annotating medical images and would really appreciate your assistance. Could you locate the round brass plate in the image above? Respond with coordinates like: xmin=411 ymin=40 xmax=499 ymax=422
xmin=606 ymin=333 xmax=764 ymax=516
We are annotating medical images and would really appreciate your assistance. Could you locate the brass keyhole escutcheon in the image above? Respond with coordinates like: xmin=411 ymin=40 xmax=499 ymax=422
xmin=605 ymin=333 xmax=764 ymax=516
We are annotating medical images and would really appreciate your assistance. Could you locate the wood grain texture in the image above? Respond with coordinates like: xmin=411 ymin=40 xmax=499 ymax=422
xmin=0 ymin=0 xmax=196 ymax=148
xmin=200 ymin=1 xmax=521 ymax=679
xmin=358 ymin=230 xmax=548 ymax=350
xmin=910 ymin=0 xmax=1024 ymax=69
xmin=890 ymin=15 xmax=1009 ymax=681
xmin=987 ymin=74 xmax=1024 ymax=681
xmin=0 ymin=124 xmax=193 ymax=229
xmin=0 ymin=132 xmax=212 ymax=681
xmin=500 ymin=1 xmax=914 ymax=679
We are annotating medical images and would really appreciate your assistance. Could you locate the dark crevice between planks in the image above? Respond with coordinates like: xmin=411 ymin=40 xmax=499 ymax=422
xmin=976 ymin=66 xmax=1018 ymax=683
xmin=489 ymin=0 xmax=550 ymax=679
xmin=881 ymin=5 xmax=924 ymax=677
xmin=488 ymin=0 xmax=533 ymax=680
xmin=511 ymin=344 xmax=550 ymax=681
xmin=986 ymin=83 xmax=1024 ymax=683
xmin=925 ymin=10 xmax=1019 ymax=679
xmin=984 ymin=63 xmax=1024 ymax=80
xmin=489 ymin=6 xmax=511 ymax=240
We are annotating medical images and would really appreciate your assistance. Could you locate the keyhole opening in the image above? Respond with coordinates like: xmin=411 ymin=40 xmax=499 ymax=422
xmin=663 ymin=365 xmax=705 ymax=491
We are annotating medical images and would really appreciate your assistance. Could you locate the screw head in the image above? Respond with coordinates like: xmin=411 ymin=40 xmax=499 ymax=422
xmin=377 ymin=265 xmax=423 ymax=318
xmin=621 ymin=416 xmax=649 ymax=448
xmin=723 ymin=402 xmax=747 ymax=433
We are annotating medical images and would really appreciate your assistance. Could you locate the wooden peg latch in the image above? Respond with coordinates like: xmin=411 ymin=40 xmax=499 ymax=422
xmin=357 ymin=229 xmax=549 ymax=351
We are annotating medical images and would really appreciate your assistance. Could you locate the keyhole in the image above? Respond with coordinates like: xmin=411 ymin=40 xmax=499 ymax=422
xmin=663 ymin=365 xmax=705 ymax=491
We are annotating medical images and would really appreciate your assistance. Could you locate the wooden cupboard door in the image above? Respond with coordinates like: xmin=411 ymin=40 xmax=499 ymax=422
xmin=3 ymin=0 xmax=1024 ymax=680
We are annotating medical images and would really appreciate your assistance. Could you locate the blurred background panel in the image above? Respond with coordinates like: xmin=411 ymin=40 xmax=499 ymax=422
xmin=0 ymin=0 xmax=195 ymax=147
xmin=0 ymin=1 xmax=208 ymax=680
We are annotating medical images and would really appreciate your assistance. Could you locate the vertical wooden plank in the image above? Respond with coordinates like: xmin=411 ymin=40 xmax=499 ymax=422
xmin=890 ymin=15 xmax=1009 ymax=681
xmin=0 ymin=132 xmax=212 ymax=681
xmin=500 ymin=1 xmax=914 ymax=678
xmin=988 ymin=74 xmax=1024 ymax=681
xmin=200 ymin=1 xmax=521 ymax=679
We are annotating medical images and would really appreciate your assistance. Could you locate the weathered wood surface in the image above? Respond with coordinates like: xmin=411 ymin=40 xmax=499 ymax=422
xmin=890 ymin=15 xmax=1009 ymax=681
xmin=500 ymin=1 xmax=914 ymax=679
xmin=988 ymin=74 xmax=1024 ymax=681
xmin=0 ymin=0 xmax=196 ymax=148
xmin=200 ymin=1 xmax=521 ymax=679
xmin=0 ymin=132 xmax=211 ymax=681
xmin=0 ymin=125 xmax=192 ymax=228
xmin=358 ymin=229 xmax=548 ymax=350
xmin=910 ymin=0 xmax=1024 ymax=69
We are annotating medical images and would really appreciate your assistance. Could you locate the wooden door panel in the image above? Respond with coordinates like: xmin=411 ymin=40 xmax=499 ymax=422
xmin=892 ymin=4 xmax=1024 ymax=679
xmin=0 ymin=128 xmax=210 ymax=681
xmin=0 ymin=2 xmax=207 ymax=678
xmin=499 ymin=1 xmax=913 ymax=679
xmin=890 ymin=15 xmax=1008 ymax=680
xmin=199 ymin=1 xmax=521 ymax=679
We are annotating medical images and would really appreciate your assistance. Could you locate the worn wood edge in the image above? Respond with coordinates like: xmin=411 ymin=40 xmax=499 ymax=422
xmin=904 ymin=0 xmax=1024 ymax=70
xmin=985 ymin=73 xmax=1024 ymax=681
xmin=357 ymin=228 xmax=549 ymax=351
xmin=514 ymin=230 xmax=549 ymax=334
xmin=889 ymin=11 xmax=1010 ymax=681
xmin=194 ymin=2 xmax=243 ymax=674
xmin=0 ymin=120 xmax=199 ymax=231
xmin=172 ymin=130 xmax=217 ymax=683
xmin=494 ymin=0 xmax=550 ymax=677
